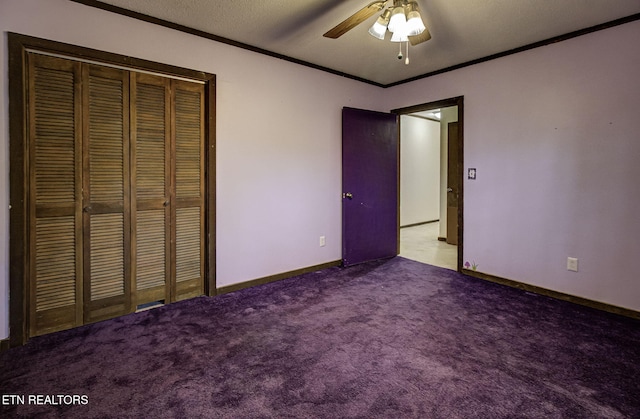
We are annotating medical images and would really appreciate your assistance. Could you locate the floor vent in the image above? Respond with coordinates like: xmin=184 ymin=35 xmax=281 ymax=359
xmin=136 ymin=301 xmax=165 ymax=312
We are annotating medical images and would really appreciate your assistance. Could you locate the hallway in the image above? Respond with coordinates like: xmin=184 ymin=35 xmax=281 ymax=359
xmin=399 ymin=222 xmax=457 ymax=270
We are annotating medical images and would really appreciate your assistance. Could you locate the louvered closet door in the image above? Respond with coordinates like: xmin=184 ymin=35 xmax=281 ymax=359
xmin=82 ymin=64 xmax=131 ymax=322
xmin=131 ymin=73 xmax=171 ymax=307
xmin=27 ymin=54 xmax=83 ymax=337
xmin=172 ymin=80 xmax=205 ymax=301
xmin=25 ymin=53 xmax=208 ymax=337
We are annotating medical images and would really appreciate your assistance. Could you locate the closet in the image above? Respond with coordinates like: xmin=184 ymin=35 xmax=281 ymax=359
xmin=27 ymin=52 xmax=205 ymax=336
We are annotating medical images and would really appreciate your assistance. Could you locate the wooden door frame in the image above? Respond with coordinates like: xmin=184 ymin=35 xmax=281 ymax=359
xmin=8 ymin=33 xmax=217 ymax=347
xmin=392 ymin=96 xmax=464 ymax=272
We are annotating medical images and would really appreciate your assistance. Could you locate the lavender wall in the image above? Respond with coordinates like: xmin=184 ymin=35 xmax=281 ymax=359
xmin=386 ymin=20 xmax=640 ymax=312
xmin=0 ymin=0 xmax=384 ymax=340
xmin=1 ymin=0 xmax=639 ymax=341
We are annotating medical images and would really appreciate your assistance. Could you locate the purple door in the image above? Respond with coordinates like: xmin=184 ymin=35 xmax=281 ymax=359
xmin=342 ymin=107 xmax=399 ymax=266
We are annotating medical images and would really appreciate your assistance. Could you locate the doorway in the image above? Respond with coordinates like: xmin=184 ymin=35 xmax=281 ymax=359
xmin=393 ymin=97 xmax=464 ymax=271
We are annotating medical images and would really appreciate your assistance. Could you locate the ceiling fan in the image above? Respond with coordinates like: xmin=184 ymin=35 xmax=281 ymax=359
xmin=323 ymin=0 xmax=432 ymax=46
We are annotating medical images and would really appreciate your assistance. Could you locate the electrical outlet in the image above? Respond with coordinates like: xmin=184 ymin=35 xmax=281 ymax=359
xmin=567 ymin=257 xmax=578 ymax=272
xmin=319 ymin=236 xmax=326 ymax=247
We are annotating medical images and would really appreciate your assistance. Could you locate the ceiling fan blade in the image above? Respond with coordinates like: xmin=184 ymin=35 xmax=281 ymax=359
xmin=409 ymin=27 xmax=432 ymax=46
xmin=323 ymin=1 xmax=386 ymax=39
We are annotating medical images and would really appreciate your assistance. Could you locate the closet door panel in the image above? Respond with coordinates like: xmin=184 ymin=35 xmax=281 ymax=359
xmin=82 ymin=64 xmax=131 ymax=322
xmin=131 ymin=73 xmax=171 ymax=306
xmin=28 ymin=54 xmax=83 ymax=336
xmin=135 ymin=209 xmax=166 ymax=304
xmin=22 ymin=48 xmax=212 ymax=340
xmin=173 ymin=81 xmax=205 ymax=300
xmin=175 ymin=207 xmax=202 ymax=299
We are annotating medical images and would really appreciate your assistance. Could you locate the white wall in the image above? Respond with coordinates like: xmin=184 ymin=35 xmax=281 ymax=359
xmin=0 ymin=0 xmax=385 ymax=339
xmin=385 ymin=19 xmax=640 ymax=312
xmin=400 ymin=115 xmax=440 ymax=226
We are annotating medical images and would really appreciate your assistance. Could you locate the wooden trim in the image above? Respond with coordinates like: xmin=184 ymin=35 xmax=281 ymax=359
xmin=405 ymin=114 xmax=441 ymax=123
xmin=8 ymin=33 xmax=29 ymax=347
xmin=68 ymin=2 xmax=640 ymax=88
xmin=386 ymin=13 xmax=640 ymax=87
xmin=166 ymin=77 xmax=175 ymax=302
xmin=400 ymin=220 xmax=438 ymax=229
xmin=457 ymin=100 xmax=465 ymax=272
xmin=68 ymin=0 xmax=384 ymax=88
xmin=8 ymin=32 xmax=210 ymax=82
xmin=204 ymin=74 xmax=217 ymax=297
xmin=392 ymin=96 xmax=464 ymax=272
xmin=0 ymin=339 xmax=10 ymax=353
xmin=217 ymin=260 xmax=342 ymax=295
xmin=462 ymin=269 xmax=640 ymax=321
xmin=8 ymin=32 xmax=216 ymax=346
xmin=391 ymin=97 xmax=464 ymax=115
xmin=395 ymin=113 xmax=401 ymax=256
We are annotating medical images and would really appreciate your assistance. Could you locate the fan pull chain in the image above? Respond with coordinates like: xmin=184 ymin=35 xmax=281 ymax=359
xmin=405 ymin=41 xmax=410 ymax=65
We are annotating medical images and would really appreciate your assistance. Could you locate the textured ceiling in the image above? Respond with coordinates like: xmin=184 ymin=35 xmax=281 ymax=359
xmin=89 ymin=0 xmax=640 ymax=86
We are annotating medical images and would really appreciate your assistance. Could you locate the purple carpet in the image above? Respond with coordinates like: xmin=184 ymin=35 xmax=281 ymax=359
xmin=1 ymin=257 xmax=639 ymax=418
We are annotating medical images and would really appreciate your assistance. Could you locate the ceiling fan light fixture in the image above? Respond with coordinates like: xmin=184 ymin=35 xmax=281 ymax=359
xmin=368 ymin=21 xmax=387 ymax=39
xmin=387 ymin=3 xmax=407 ymax=33
xmin=406 ymin=16 xmax=426 ymax=36
xmin=390 ymin=27 xmax=408 ymax=43
xmin=323 ymin=0 xmax=432 ymax=65
xmin=368 ymin=8 xmax=391 ymax=40
xmin=405 ymin=2 xmax=426 ymax=36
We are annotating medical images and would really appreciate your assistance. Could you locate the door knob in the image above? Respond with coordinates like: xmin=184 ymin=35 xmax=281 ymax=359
xmin=83 ymin=205 xmax=92 ymax=213
xmin=163 ymin=200 xmax=169 ymax=207
xmin=343 ymin=192 xmax=353 ymax=199
xmin=447 ymin=188 xmax=453 ymax=192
